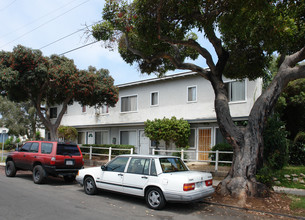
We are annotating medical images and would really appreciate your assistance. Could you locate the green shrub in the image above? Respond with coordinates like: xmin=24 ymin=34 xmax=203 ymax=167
xmin=256 ymin=166 xmax=274 ymax=189
xmin=289 ymin=132 xmax=305 ymax=166
xmin=82 ymin=144 xmax=135 ymax=156
xmin=172 ymin=146 xmax=189 ymax=159
xmin=263 ymin=113 xmax=289 ymax=170
xmin=209 ymin=143 xmax=233 ymax=166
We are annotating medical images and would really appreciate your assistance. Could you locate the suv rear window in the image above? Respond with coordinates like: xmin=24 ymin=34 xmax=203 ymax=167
xmin=56 ymin=143 xmax=81 ymax=156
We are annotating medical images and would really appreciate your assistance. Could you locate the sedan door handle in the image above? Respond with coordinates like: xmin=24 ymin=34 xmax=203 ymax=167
xmin=141 ymin=176 xmax=148 ymax=179
xmin=118 ymin=173 xmax=123 ymax=176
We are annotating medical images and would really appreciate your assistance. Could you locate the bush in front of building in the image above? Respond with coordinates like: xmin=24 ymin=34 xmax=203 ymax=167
xmin=289 ymin=131 xmax=305 ymax=166
xmin=82 ymin=144 xmax=135 ymax=156
xmin=209 ymin=143 xmax=233 ymax=166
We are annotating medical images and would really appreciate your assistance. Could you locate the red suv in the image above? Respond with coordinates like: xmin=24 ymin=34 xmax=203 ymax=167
xmin=5 ymin=141 xmax=84 ymax=184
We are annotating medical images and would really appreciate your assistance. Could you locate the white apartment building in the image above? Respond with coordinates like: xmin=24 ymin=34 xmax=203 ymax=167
xmin=49 ymin=71 xmax=263 ymax=160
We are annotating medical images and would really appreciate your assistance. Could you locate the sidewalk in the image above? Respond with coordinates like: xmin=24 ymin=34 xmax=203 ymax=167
xmin=0 ymin=162 xmax=304 ymax=196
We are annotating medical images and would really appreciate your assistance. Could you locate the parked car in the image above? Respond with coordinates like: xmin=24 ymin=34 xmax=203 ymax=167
xmin=5 ymin=141 xmax=84 ymax=184
xmin=76 ymin=155 xmax=214 ymax=210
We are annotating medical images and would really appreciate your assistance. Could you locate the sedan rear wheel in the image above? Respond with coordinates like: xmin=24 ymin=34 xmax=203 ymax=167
xmin=84 ymin=176 xmax=97 ymax=195
xmin=146 ymin=187 xmax=166 ymax=210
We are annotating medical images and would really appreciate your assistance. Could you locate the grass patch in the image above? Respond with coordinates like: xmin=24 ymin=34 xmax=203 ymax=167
xmin=273 ymin=166 xmax=305 ymax=190
xmin=289 ymin=195 xmax=305 ymax=210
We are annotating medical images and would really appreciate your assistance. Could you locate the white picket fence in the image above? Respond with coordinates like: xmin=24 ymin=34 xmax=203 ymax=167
xmin=79 ymin=145 xmax=233 ymax=171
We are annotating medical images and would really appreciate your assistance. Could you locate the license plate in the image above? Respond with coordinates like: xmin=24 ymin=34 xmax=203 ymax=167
xmin=65 ymin=160 xmax=74 ymax=165
xmin=196 ymin=181 xmax=204 ymax=188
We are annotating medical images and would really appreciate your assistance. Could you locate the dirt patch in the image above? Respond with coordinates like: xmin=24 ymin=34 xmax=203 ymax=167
xmin=208 ymin=191 xmax=305 ymax=219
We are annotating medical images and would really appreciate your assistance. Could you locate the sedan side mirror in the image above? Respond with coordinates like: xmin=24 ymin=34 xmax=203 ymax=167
xmin=101 ymin=165 xmax=106 ymax=171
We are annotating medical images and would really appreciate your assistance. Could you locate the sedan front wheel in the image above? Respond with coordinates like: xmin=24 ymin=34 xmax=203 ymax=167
xmin=84 ymin=176 xmax=97 ymax=195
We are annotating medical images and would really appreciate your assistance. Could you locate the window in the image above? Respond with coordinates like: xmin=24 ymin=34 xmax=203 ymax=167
xmin=188 ymin=129 xmax=196 ymax=148
xmin=120 ymin=131 xmax=137 ymax=146
xmin=151 ymin=92 xmax=159 ymax=106
xmin=101 ymin=105 xmax=109 ymax=114
xmin=82 ymin=105 xmax=86 ymax=113
xmin=127 ymin=158 xmax=150 ymax=175
xmin=78 ymin=132 xmax=86 ymax=144
xmin=20 ymin=143 xmax=31 ymax=152
xmin=225 ymin=80 xmax=246 ymax=102
xmin=95 ymin=131 xmax=109 ymax=144
xmin=215 ymin=128 xmax=227 ymax=145
xmin=50 ymin=107 xmax=57 ymax=119
xmin=29 ymin=143 xmax=39 ymax=153
xmin=56 ymin=143 xmax=81 ymax=156
xmin=121 ymin=95 xmax=137 ymax=112
xmin=187 ymin=86 xmax=197 ymax=102
xmin=41 ymin=143 xmax=53 ymax=154
xmin=105 ymin=157 xmax=129 ymax=172
xmin=150 ymin=159 xmax=157 ymax=176
xmin=159 ymin=158 xmax=188 ymax=173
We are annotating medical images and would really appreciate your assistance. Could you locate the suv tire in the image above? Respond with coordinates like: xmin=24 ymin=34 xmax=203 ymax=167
xmin=5 ymin=161 xmax=17 ymax=177
xmin=33 ymin=165 xmax=46 ymax=184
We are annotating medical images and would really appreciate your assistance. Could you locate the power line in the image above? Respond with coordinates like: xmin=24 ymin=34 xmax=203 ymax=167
xmin=0 ymin=0 xmax=17 ymax=12
xmin=0 ymin=0 xmax=80 ymax=39
xmin=59 ymin=40 xmax=100 ymax=56
xmin=39 ymin=21 xmax=100 ymax=50
xmin=0 ymin=0 xmax=90 ymax=49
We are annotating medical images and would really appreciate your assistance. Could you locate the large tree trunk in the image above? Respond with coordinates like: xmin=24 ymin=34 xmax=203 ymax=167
xmin=211 ymin=48 xmax=305 ymax=201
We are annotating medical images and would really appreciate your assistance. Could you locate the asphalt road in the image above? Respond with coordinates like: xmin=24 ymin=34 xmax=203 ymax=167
xmin=0 ymin=167 xmax=273 ymax=220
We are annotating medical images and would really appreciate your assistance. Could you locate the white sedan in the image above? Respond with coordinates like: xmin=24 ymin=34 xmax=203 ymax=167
xmin=76 ymin=155 xmax=215 ymax=210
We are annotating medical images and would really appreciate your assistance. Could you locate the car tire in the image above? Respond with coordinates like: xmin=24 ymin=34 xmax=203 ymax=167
xmin=5 ymin=161 xmax=17 ymax=177
xmin=33 ymin=165 xmax=46 ymax=184
xmin=145 ymin=187 xmax=166 ymax=210
xmin=64 ymin=175 xmax=76 ymax=183
xmin=84 ymin=176 xmax=97 ymax=195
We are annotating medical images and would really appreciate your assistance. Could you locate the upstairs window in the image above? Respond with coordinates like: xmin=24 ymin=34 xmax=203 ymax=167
xmin=121 ymin=95 xmax=137 ymax=112
xmin=187 ymin=86 xmax=197 ymax=102
xmin=101 ymin=105 xmax=109 ymax=114
xmin=151 ymin=92 xmax=159 ymax=106
xmin=225 ymin=80 xmax=246 ymax=102
xmin=50 ymin=107 xmax=57 ymax=119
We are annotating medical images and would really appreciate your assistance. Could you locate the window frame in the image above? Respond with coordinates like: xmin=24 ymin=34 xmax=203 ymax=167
xmin=224 ymin=79 xmax=247 ymax=104
xmin=187 ymin=85 xmax=197 ymax=103
xmin=150 ymin=91 xmax=159 ymax=107
xmin=119 ymin=129 xmax=137 ymax=146
xmin=120 ymin=94 xmax=138 ymax=113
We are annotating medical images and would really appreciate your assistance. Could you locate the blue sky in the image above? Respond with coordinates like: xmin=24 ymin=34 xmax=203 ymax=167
xmin=0 ymin=0 xmax=216 ymax=85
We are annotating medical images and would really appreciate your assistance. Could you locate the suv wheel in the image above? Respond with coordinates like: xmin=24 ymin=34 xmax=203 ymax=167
xmin=64 ymin=175 xmax=76 ymax=183
xmin=5 ymin=161 xmax=17 ymax=177
xmin=145 ymin=187 xmax=166 ymax=210
xmin=84 ymin=176 xmax=97 ymax=195
xmin=33 ymin=165 xmax=46 ymax=184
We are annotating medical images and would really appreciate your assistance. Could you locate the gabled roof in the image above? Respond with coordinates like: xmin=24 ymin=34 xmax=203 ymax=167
xmin=117 ymin=71 xmax=199 ymax=88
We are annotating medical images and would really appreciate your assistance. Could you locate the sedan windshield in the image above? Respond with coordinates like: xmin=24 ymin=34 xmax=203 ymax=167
xmin=159 ymin=158 xmax=188 ymax=173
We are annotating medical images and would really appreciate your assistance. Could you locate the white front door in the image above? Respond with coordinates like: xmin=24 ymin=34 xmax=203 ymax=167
xmin=139 ymin=130 xmax=150 ymax=155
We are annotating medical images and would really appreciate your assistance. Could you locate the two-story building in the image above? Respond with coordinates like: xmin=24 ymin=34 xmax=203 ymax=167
xmin=49 ymin=71 xmax=262 ymax=160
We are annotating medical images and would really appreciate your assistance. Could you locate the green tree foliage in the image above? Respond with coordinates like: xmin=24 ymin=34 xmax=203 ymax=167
xmin=0 ymin=45 xmax=119 ymax=140
xmin=289 ymin=131 xmax=305 ymax=166
xmin=144 ymin=117 xmax=190 ymax=148
xmin=263 ymin=113 xmax=289 ymax=170
xmin=0 ymin=96 xmax=42 ymax=138
xmin=57 ymin=125 xmax=78 ymax=142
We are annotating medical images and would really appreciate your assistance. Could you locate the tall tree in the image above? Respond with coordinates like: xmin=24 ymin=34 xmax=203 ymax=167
xmin=91 ymin=0 xmax=305 ymax=199
xmin=0 ymin=97 xmax=42 ymax=139
xmin=0 ymin=45 xmax=118 ymax=140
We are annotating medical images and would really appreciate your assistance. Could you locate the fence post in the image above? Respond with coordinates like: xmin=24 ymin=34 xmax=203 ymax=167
xmin=108 ymin=147 xmax=112 ymax=162
xmin=89 ymin=146 xmax=92 ymax=160
xmin=152 ymin=148 xmax=155 ymax=155
xmin=181 ymin=149 xmax=184 ymax=160
xmin=215 ymin=150 xmax=219 ymax=172
xmin=130 ymin=148 xmax=133 ymax=154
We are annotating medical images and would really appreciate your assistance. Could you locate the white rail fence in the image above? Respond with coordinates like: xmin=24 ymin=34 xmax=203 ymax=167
xmin=79 ymin=145 xmax=233 ymax=171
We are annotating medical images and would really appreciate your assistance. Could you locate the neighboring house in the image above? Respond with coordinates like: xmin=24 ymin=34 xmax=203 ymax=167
xmin=48 ymin=71 xmax=262 ymax=160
